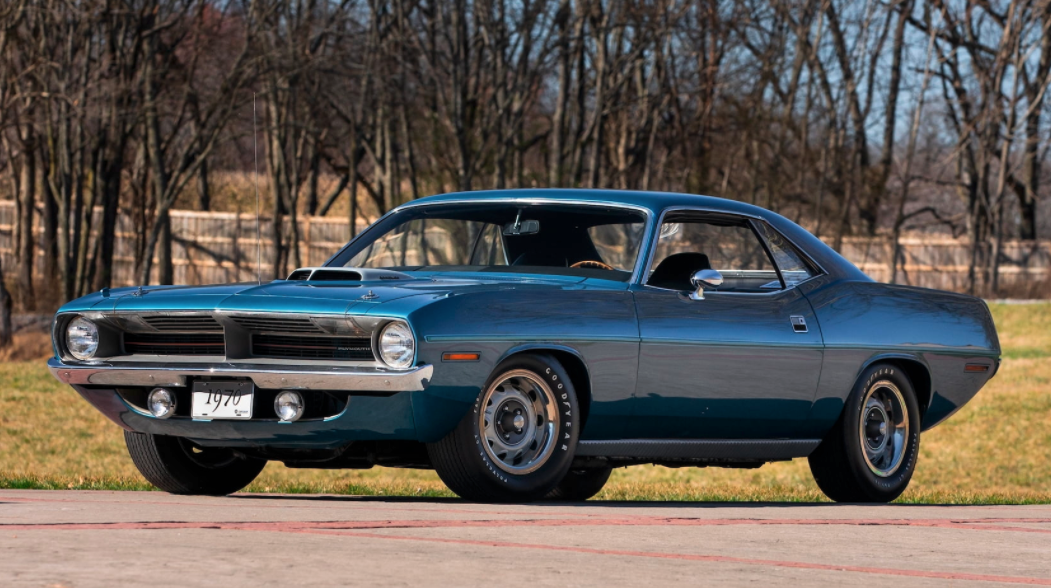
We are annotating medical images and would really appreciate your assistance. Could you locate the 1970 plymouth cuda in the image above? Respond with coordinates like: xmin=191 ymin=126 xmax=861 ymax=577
xmin=48 ymin=189 xmax=1000 ymax=503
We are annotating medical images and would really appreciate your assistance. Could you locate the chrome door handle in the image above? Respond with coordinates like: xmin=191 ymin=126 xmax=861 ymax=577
xmin=790 ymin=316 xmax=808 ymax=333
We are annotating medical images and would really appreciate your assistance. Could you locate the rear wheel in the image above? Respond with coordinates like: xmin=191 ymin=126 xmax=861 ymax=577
xmin=124 ymin=432 xmax=266 ymax=496
xmin=546 ymin=466 xmax=612 ymax=501
xmin=808 ymin=363 xmax=921 ymax=503
xmin=427 ymin=354 xmax=580 ymax=502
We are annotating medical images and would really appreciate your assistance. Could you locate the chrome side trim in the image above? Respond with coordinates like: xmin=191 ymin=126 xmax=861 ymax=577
xmin=48 ymin=358 xmax=432 ymax=392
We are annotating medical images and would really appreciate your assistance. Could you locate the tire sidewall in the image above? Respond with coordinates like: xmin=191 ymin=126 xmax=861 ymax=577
xmin=842 ymin=363 xmax=921 ymax=501
xmin=548 ymin=467 xmax=613 ymax=501
xmin=125 ymin=432 xmax=265 ymax=496
xmin=464 ymin=354 xmax=580 ymax=497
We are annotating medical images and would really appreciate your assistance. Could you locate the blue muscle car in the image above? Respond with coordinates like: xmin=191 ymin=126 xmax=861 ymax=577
xmin=48 ymin=189 xmax=1000 ymax=502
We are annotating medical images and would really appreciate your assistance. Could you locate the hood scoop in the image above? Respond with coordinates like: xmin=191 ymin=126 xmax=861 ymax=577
xmin=286 ymin=267 xmax=416 ymax=282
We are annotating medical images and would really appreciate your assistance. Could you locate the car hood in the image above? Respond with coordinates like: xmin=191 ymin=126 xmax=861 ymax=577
xmin=71 ymin=272 xmax=625 ymax=317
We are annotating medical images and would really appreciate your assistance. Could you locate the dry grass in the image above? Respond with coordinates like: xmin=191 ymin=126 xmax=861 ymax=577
xmin=0 ymin=332 xmax=53 ymax=363
xmin=2 ymin=302 xmax=1049 ymax=503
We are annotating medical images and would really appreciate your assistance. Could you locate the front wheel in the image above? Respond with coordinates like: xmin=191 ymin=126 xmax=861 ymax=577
xmin=808 ymin=363 xmax=921 ymax=503
xmin=124 ymin=432 xmax=266 ymax=496
xmin=427 ymin=354 xmax=580 ymax=502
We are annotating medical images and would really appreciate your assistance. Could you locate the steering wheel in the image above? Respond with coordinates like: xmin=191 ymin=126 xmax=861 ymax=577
xmin=570 ymin=260 xmax=615 ymax=271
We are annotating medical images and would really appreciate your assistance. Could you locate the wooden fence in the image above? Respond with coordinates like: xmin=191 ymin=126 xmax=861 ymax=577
xmin=1 ymin=201 xmax=1048 ymax=296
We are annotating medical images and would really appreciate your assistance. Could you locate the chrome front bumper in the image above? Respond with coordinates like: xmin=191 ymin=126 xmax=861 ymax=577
xmin=47 ymin=357 xmax=433 ymax=392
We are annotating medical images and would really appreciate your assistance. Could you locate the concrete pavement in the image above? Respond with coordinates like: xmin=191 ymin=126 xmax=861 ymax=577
xmin=2 ymin=490 xmax=1050 ymax=587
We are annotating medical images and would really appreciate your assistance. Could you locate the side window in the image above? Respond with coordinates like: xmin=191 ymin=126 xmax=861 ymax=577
xmin=753 ymin=221 xmax=817 ymax=286
xmin=647 ymin=217 xmax=781 ymax=292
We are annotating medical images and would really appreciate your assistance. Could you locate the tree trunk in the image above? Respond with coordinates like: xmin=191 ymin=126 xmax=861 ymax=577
xmin=156 ymin=213 xmax=173 ymax=285
xmin=348 ymin=128 xmax=359 ymax=239
xmin=41 ymin=165 xmax=58 ymax=289
xmin=1019 ymin=9 xmax=1050 ymax=240
xmin=17 ymin=138 xmax=35 ymax=303
xmin=305 ymin=137 xmax=319 ymax=216
xmin=549 ymin=0 xmax=571 ymax=187
xmin=139 ymin=30 xmax=173 ymax=285
xmin=197 ymin=158 xmax=211 ymax=212
xmin=93 ymin=158 xmax=121 ymax=290
xmin=0 ymin=259 xmax=11 ymax=349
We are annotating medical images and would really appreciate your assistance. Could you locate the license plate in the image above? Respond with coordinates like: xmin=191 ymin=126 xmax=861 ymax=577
xmin=191 ymin=380 xmax=254 ymax=419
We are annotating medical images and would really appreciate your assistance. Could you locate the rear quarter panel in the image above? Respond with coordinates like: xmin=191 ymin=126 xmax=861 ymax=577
xmin=804 ymin=281 xmax=1000 ymax=435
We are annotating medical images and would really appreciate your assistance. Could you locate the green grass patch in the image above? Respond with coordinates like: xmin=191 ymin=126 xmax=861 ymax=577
xmin=2 ymin=302 xmax=1049 ymax=504
xmin=0 ymin=474 xmax=155 ymax=491
xmin=1002 ymin=347 xmax=1050 ymax=360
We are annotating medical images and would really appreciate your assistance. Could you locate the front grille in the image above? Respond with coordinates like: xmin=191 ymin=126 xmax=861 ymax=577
xmin=231 ymin=316 xmax=324 ymax=333
xmin=123 ymin=333 xmax=226 ymax=356
xmin=252 ymin=334 xmax=373 ymax=361
xmin=142 ymin=315 xmax=222 ymax=332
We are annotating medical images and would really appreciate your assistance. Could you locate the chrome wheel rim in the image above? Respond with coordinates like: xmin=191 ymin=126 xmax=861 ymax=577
xmin=859 ymin=380 xmax=909 ymax=477
xmin=478 ymin=369 xmax=559 ymax=475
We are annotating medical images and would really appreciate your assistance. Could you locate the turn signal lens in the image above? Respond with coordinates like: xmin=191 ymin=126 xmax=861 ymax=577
xmin=442 ymin=352 xmax=480 ymax=362
xmin=378 ymin=321 xmax=415 ymax=369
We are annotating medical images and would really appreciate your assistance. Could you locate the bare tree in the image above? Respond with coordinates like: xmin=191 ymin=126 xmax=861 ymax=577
xmin=0 ymin=0 xmax=1048 ymax=304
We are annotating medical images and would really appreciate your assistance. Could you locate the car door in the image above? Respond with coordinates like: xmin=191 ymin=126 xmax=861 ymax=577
xmin=629 ymin=211 xmax=824 ymax=439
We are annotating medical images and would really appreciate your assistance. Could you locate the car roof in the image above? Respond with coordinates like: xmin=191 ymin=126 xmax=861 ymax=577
xmin=407 ymin=188 xmax=772 ymax=218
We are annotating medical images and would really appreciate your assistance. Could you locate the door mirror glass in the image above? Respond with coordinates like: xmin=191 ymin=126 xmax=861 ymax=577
xmin=690 ymin=269 xmax=724 ymax=300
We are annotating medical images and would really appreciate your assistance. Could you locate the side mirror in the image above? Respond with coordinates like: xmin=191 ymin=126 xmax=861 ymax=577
xmin=689 ymin=269 xmax=723 ymax=300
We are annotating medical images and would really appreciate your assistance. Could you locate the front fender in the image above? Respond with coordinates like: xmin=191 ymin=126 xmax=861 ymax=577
xmin=405 ymin=287 xmax=639 ymax=442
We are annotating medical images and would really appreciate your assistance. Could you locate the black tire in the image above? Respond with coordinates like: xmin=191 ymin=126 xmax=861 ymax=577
xmin=124 ymin=431 xmax=266 ymax=496
xmin=808 ymin=363 xmax=921 ymax=503
xmin=546 ymin=466 xmax=612 ymax=501
xmin=427 ymin=353 xmax=580 ymax=503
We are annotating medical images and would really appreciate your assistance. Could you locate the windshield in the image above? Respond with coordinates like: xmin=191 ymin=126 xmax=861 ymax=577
xmin=327 ymin=202 xmax=648 ymax=282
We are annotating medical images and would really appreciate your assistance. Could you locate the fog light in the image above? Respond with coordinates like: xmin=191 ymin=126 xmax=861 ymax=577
xmin=274 ymin=391 xmax=304 ymax=422
xmin=148 ymin=388 xmax=176 ymax=419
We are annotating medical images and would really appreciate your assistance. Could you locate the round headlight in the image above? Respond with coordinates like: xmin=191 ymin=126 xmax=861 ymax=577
xmin=378 ymin=321 xmax=415 ymax=369
xmin=66 ymin=317 xmax=99 ymax=360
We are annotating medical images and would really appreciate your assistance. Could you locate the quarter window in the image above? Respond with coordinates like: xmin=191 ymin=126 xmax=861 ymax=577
xmin=753 ymin=221 xmax=817 ymax=286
